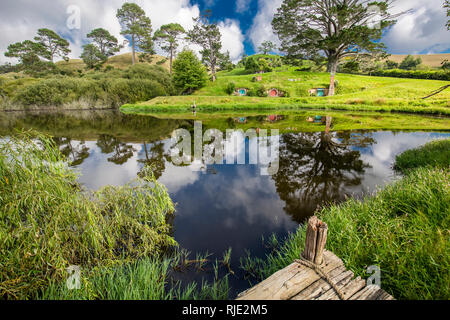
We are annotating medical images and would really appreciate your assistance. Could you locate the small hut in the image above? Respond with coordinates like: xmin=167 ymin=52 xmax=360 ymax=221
xmin=235 ymin=88 xmax=248 ymax=96
xmin=308 ymin=88 xmax=329 ymax=97
xmin=268 ymin=88 xmax=279 ymax=97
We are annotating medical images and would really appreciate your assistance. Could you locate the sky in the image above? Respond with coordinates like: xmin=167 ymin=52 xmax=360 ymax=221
xmin=0 ymin=0 xmax=449 ymax=64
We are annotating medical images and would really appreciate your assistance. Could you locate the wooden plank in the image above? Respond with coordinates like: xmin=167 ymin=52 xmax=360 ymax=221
xmin=290 ymin=266 xmax=349 ymax=300
xmin=237 ymin=251 xmax=343 ymax=300
xmin=349 ymin=285 xmax=382 ymax=300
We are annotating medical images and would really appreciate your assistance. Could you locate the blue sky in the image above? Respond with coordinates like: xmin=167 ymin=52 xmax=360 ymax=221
xmin=0 ymin=0 xmax=449 ymax=64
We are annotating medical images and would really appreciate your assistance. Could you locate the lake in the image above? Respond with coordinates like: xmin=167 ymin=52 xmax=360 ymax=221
xmin=1 ymin=109 xmax=449 ymax=296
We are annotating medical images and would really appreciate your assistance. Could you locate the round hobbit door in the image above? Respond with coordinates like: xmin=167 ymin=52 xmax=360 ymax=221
xmin=239 ymin=89 xmax=246 ymax=96
xmin=269 ymin=89 xmax=278 ymax=97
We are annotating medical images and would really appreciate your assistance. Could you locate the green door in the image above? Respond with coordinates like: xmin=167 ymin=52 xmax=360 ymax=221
xmin=317 ymin=88 xmax=325 ymax=97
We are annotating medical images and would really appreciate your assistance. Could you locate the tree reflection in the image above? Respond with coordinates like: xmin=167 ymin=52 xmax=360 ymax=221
xmin=53 ymin=137 xmax=89 ymax=166
xmin=137 ymin=141 xmax=166 ymax=180
xmin=272 ymin=130 xmax=374 ymax=223
xmin=96 ymin=134 xmax=136 ymax=165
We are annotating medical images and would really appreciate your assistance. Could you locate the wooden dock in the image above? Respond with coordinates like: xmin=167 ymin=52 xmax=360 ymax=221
xmin=237 ymin=216 xmax=394 ymax=301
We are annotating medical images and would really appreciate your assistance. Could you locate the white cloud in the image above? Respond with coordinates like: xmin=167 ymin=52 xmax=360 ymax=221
xmin=247 ymin=0 xmax=283 ymax=52
xmin=236 ymin=0 xmax=252 ymax=13
xmin=382 ymin=0 xmax=450 ymax=54
xmin=218 ymin=19 xmax=245 ymax=63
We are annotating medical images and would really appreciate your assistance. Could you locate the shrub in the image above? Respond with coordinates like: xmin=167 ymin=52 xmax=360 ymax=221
xmin=172 ymin=49 xmax=208 ymax=94
xmin=372 ymin=69 xmax=450 ymax=81
xmin=0 ymin=132 xmax=176 ymax=298
xmin=225 ymin=82 xmax=236 ymax=95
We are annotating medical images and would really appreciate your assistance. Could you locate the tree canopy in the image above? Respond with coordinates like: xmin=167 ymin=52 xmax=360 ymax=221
xmin=34 ymin=28 xmax=70 ymax=62
xmin=87 ymin=28 xmax=122 ymax=58
xmin=258 ymin=40 xmax=277 ymax=54
xmin=154 ymin=23 xmax=186 ymax=74
xmin=187 ymin=13 xmax=223 ymax=82
xmin=172 ymin=49 xmax=208 ymax=94
xmin=272 ymin=0 xmax=400 ymax=95
xmin=116 ymin=2 xmax=154 ymax=65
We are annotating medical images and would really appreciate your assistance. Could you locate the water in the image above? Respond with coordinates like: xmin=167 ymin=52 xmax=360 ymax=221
xmin=1 ymin=110 xmax=448 ymax=296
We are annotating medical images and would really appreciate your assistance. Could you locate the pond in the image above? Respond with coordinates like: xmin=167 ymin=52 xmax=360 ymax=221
xmin=1 ymin=109 xmax=449 ymax=297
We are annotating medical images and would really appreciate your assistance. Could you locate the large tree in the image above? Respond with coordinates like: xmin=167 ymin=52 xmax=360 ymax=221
xmin=154 ymin=23 xmax=185 ymax=74
xmin=34 ymin=28 xmax=70 ymax=62
xmin=273 ymin=0 xmax=401 ymax=96
xmin=87 ymin=28 xmax=122 ymax=58
xmin=4 ymin=40 xmax=55 ymax=74
xmin=116 ymin=2 xmax=154 ymax=65
xmin=187 ymin=12 xmax=223 ymax=82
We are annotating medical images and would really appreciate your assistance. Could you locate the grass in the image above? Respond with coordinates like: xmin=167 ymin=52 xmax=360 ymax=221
xmin=123 ymin=66 xmax=450 ymax=115
xmin=56 ymin=53 xmax=170 ymax=72
xmin=0 ymin=131 xmax=177 ymax=299
xmin=38 ymin=253 xmax=230 ymax=300
xmin=394 ymin=139 xmax=450 ymax=172
xmin=240 ymin=139 xmax=450 ymax=300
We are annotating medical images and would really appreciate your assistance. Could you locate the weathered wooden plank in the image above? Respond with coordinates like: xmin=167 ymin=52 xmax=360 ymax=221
xmin=237 ymin=251 xmax=344 ymax=300
xmin=349 ymin=284 xmax=383 ymax=300
xmin=290 ymin=266 xmax=349 ymax=300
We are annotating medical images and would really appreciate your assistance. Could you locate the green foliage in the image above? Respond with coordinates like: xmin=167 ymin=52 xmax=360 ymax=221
xmin=399 ymin=55 xmax=422 ymax=70
xmin=273 ymin=0 xmax=398 ymax=73
xmin=441 ymin=59 xmax=450 ymax=70
xmin=372 ymin=69 xmax=450 ymax=81
xmin=34 ymin=28 xmax=71 ymax=62
xmin=225 ymin=82 xmax=236 ymax=95
xmin=242 ymin=165 xmax=450 ymax=299
xmin=154 ymin=23 xmax=185 ymax=73
xmin=394 ymin=139 xmax=450 ymax=172
xmin=81 ymin=44 xmax=106 ymax=69
xmin=385 ymin=60 xmax=399 ymax=69
xmin=339 ymin=60 xmax=360 ymax=73
xmin=218 ymin=51 xmax=234 ymax=71
xmin=187 ymin=14 xmax=223 ymax=81
xmin=244 ymin=54 xmax=282 ymax=73
xmin=0 ymin=132 xmax=176 ymax=298
xmin=116 ymin=2 xmax=154 ymax=64
xmin=258 ymin=40 xmax=277 ymax=54
xmin=172 ymin=49 xmax=208 ymax=94
xmin=86 ymin=28 xmax=122 ymax=58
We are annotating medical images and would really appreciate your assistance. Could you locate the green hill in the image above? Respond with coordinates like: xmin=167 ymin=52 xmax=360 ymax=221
xmin=122 ymin=66 xmax=450 ymax=115
xmin=56 ymin=53 xmax=170 ymax=72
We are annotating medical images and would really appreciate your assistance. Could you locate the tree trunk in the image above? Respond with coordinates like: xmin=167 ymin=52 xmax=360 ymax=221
xmin=169 ymin=47 xmax=173 ymax=75
xmin=211 ymin=62 xmax=216 ymax=82
xmin=328 ymin=60 xmax=338 ymax=96
xmin=131 ymin=35 xmax=136 ymax=65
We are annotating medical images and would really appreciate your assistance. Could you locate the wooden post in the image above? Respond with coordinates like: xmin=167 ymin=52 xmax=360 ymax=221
xmin=302 ymin=216 xmax=328 ymax=265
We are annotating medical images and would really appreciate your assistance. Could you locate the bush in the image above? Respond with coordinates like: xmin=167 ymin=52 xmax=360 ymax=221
xmin=225 ymin=82 xmax=236 ymax=95
xmin=372 ymin=69 xmax=450 ymax=81
xmin=399 ymin=55 xmax=422 ymax=70
xmin=172 ymin=49 xmax=208 ymax=94
xmin=0 ymin=132 xmax=176 ymax=298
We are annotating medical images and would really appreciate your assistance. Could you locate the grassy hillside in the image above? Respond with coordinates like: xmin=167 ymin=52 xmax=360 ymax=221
xmin=122 ymin=66 xmax=450 ymax=115
xmin=56 ymin=53 xmax=170 ymax=72
xmin=388 ymin=53 xmax=450 ymax=68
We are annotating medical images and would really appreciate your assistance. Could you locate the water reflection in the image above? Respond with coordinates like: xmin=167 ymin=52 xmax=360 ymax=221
xmin=273 ymin=131 xmax=374 ymax=222
xmin=1 ymin=110 xmax=449 ymax=295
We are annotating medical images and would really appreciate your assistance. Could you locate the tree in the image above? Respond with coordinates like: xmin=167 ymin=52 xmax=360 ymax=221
xmin=80 ymin=44 xmax=105 ymax=69
xmin=399 ymin=54 xmax=422 ymax=70
xmin=116 ymin=2 xmax=154 ymax=65
xmin=34 ymin=28 xmax=71 ymax=62
xmin=4 ymin=40 xmax=55 ymax=74
xmin=258 ymin=40 xmax=276 ymax=54
xmin=218 ymin=51 xmax=234 ymax=71
xmin=385 ymin=60 xmax=399 ymax=69
xmin=154 ymin=23 xmax=186 ymax=74
xmin=445 ymin=0 xmax=449 ymax=30
xmin=87 ymin=28 xmax=121 ymax=59
xmin=172 ymin=49 xmax=208 ymax=94
xmin=187 ymin=12 xmax=223 ymax=82
xmin=272 ymin=0 xmax=401 ymax=96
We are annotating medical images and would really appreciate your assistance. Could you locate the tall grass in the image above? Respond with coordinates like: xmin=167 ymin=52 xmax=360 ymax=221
xmin=241 ymin=141 xmax=450 ymax=299
xmin=394 ymin=139 xmax=450 ymax=172
xmin=39 ymin=254 xmax=230 ymax=300
xmin=0 ymin=131 xmax=176 ymax=299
